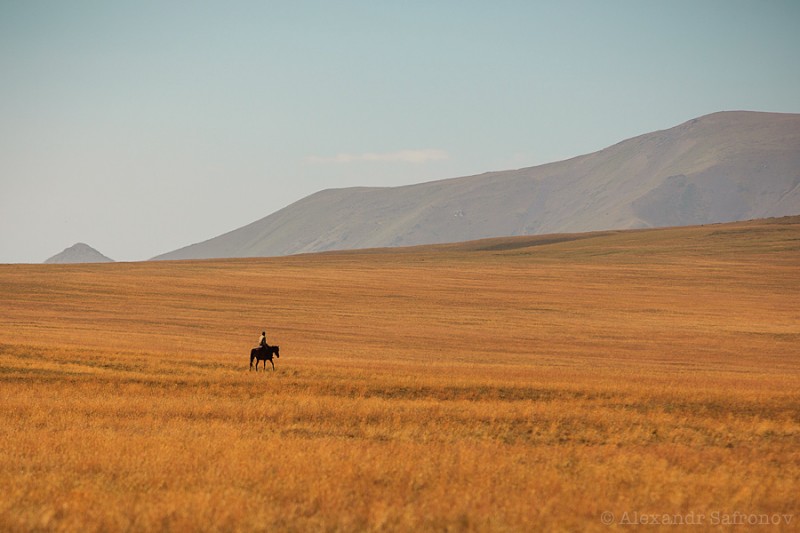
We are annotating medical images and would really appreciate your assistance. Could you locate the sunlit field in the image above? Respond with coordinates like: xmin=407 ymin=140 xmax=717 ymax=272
xmin=1 ymin=217 xmax=799 ymax=531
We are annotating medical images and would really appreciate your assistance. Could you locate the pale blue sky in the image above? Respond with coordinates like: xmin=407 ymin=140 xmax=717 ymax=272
xmin=1 ymin=1 xmax=798 ymax=262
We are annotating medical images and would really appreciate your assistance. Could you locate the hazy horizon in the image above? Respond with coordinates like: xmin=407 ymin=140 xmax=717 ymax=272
xmin=2 ymin=1 xmax=799 ymax=263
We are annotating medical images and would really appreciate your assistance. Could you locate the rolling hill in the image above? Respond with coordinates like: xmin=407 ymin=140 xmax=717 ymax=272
xmin=153 ymin=111 xmax=800 ymax=261
xmin=1 ymin=216 xmax=799 ymax=531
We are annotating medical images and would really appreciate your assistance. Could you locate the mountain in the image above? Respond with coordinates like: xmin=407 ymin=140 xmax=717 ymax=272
xmin=45 ymin=243 xmax=114 ymax=264
xmin=153 ymin=111 xmax=800 ymax=261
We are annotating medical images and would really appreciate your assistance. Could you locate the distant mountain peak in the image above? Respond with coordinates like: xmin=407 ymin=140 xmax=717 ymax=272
xmin=45 ymin=243 xmax=114 ymax=264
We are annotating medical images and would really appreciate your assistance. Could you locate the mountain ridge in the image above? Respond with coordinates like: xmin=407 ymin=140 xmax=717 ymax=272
xmin=153 ymin=111 xmax=800 ymax=261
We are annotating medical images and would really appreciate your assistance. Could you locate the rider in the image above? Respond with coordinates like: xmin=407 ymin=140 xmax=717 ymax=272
xmin=258 ymin=330 xmax=269 ymax=349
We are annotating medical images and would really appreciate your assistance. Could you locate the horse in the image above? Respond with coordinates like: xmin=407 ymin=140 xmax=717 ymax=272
xmin=250 ymin=345 xmax=280 ymax=371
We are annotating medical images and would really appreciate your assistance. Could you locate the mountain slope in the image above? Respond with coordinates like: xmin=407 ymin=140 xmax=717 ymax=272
xmin=45 ymin=243 xmax=114 ymax=264
xmin=154 ymin=111 xmax=800 ymax=260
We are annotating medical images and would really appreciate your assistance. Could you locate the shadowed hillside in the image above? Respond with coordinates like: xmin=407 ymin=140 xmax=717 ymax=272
xmin=154 ymin=111 xmax=800 ymax=260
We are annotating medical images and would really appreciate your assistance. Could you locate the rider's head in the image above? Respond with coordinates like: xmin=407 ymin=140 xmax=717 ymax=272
xmin=262 ymin=331 xmax=265 ymax=335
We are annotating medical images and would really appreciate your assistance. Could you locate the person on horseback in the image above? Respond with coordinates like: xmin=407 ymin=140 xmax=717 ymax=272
xmin=250 ymin=335 xmax=280 ymax=371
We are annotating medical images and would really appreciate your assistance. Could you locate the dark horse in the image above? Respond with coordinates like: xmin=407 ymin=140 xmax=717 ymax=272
xmin=250 ymin=345 xmax=280 ymax=371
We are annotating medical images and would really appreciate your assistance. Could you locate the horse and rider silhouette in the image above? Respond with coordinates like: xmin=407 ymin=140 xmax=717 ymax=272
xmin=250 ymin=330 xmax=280 ymax=371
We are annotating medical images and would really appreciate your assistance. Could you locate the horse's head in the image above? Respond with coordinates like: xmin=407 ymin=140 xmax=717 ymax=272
xmin=274 ymin=345 xmax=280 ymax=358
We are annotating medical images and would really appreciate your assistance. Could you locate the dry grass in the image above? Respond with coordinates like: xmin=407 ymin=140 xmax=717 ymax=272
xmin=1 ymin=217 xmax=799 ymax=531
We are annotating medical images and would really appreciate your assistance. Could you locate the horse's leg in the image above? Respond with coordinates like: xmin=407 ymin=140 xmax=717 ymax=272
xmin=271 ymin=358 xmax=275 ymax=371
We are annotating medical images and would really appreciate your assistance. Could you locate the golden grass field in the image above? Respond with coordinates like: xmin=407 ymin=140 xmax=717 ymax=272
xmin=1 ymin=217 xmax=799 ymax=532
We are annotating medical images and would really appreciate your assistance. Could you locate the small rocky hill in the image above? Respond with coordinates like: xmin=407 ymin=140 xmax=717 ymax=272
xmin=45 ymin=243 xmax=114 ymax=264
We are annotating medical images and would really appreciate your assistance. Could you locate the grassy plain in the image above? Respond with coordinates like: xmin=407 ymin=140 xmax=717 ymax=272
xmin=1 ymin=217 xmax=799 ymax=531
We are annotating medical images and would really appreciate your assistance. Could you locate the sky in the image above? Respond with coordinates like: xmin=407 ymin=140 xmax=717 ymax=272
xmin=1 ymin=1 xmax=799 ymax=263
